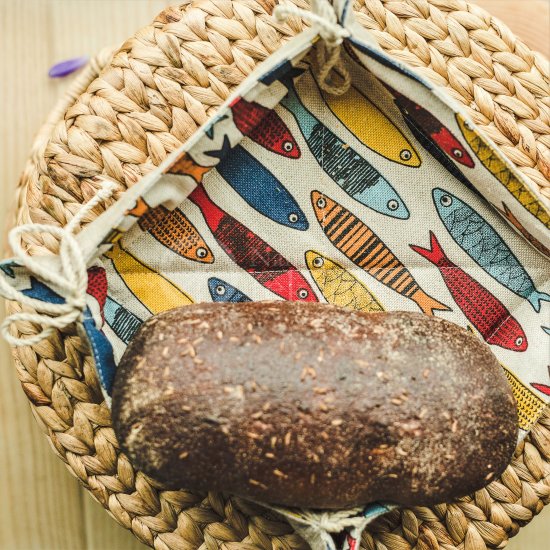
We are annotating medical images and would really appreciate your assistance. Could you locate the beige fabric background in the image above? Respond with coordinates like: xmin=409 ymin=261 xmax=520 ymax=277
xmin=0 ymin=1 xmax=548 ymax=548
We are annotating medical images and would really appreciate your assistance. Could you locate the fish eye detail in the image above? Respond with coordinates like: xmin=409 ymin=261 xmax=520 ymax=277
xmin=297 ymin=288 xmax=309 ymax=299
xmin=400 ymin=149 xmax=412 ymax=161
xmin=288 ymin=213 xmax=299 ymax=223
xmin=196 ymin=247 xmax=208 ymax=258
xmin=215 ymin=285 xmax=226 ymax=296
xmin=387 ymin=199 xmax=399 ymax=211
xmin=440 ymin=194 xmax=453 ymax=207
xmin=452 ymin=148 xmax=464 ymax=159
xmin=313 ymin=256 xmax=324 ymax=268
xmin=515 ymin=336 xmax=523 ymax=347
xmin=316 ymin=197 xmax=327 ymax=209
xmin=283 ymin=141 xmax=294 ymax=152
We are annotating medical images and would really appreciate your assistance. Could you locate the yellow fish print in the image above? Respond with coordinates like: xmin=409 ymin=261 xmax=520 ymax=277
xmin=457 ymin=114 xmax=550 ymax=229
xmin=312 ymin=191 xmax=450 ymax=316
xmin=305 ymin=250 xmax=384 ymax=312
xmin=323 ymin=86 xmax=421 ymax=167
xmin=501 ymin=363 xmax=546 ymax=431
xmin=466 ymin=324 xmax=544 ymax=431
xmin=104 ymin=241 xmax=193 ymax=314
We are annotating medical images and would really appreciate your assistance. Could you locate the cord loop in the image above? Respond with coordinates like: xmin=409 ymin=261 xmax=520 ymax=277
xmin=0 ymin=178 xmax=116 ymax=347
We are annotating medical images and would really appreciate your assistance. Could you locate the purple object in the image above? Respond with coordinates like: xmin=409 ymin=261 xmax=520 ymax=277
xmin=48 ymin=55 xmax=89 ymax=78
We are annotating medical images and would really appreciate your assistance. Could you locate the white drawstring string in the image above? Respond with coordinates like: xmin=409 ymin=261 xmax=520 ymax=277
xmin=274 ymin=0 xmax=351 ymax=95
xmin=0 ymin=178 xmax=117 ymax=347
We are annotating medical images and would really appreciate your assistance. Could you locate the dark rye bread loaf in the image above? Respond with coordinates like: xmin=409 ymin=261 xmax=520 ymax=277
xmin=112 ymin=302 xmax=517 ymax=509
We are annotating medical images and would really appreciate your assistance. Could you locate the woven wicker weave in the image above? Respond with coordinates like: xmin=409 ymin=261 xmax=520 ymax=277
xmin=5 ymin=1 xmax=550 ymax=548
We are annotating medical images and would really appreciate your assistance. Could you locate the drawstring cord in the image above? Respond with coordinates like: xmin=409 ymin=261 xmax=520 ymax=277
xmin=0 ymin=179 xmax=116 ymax=347
xmin=274 ymin=0 xmax=351 ymax=95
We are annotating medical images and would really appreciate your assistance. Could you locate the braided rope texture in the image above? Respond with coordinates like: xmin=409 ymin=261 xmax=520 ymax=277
xmin=5 ymin=1 xmax=550 ymax=549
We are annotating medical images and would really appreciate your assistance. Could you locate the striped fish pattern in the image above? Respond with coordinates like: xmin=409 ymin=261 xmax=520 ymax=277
xmin=412 ymin=232 xmax=527 ymax=351
xmin=385 ymin=84 xmax=475 ymax=168
xmin=457 ymin=114 xmax=550 ymax=230
xmin=104 ymin=296 xmax=143 ymax=344
xmin=305 ymin=250 xmax=384 ymax=312
xmin=231 ymin=98 xmax=301 ymax=158
xmin=311 ymin=191 xmax=450 ymax=315
xmin=139 ymin=205 xmax=215 ymax=263
xmin=190 ymin=185 xmax=318 ymax=303
xmin=280 ymin=83 xmax=410 ymax=219
xmin=433 ymin=188 xmax=550 ymax=312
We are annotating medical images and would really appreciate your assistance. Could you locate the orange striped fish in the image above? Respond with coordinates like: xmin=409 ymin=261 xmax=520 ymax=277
xmin=138 ymin=205 xmax=214 ymax=263
xmin=311 ymin=191 xmax=450 ymax=316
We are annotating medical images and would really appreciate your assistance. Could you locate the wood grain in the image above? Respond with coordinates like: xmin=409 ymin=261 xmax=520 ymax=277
xmin=0 ymin=1 xmax=548 ymax=549
xmin=0 ymin=3 xmax=169 ymax=549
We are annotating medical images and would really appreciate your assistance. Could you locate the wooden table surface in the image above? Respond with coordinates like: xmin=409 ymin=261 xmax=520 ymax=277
xmin=0 ymin=1 xmax=548 ymax=549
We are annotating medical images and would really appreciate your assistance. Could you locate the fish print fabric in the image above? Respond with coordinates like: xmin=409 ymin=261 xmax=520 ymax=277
xmin=1 ymin=5 xmax=549 ymax=547
xmin=97 ymin=62 xmax=550 ymax=443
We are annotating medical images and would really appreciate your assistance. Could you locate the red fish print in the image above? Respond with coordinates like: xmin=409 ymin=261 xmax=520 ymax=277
xmin=87 ymin=266 xmax=108 ymax=320
xmin=531 ymin=382 xmax=550 ymax=396
xmin=231 ymin=98 xmax=300 ymax=158
xmin=531 ymin=366 xmax=550 ymax=395
xmin=384 ymin=84 xmax=475 ymax=168
xmin=189 ymin=185 xmax=317 ymax=302
xmin=411 ymin=232 xmax=528 ymax=352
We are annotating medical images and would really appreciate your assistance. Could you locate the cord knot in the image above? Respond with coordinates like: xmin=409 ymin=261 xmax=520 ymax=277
xmin=274 ymin=0 xmax=351 ymax=95
xmin=0 ymin=178 xmax=116 ymax=347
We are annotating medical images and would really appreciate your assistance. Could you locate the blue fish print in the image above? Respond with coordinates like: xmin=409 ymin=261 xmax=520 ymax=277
xmin=543 ymin=326 xmax=550 ymax=335
xmin=20 ymin=277 xmax=116 ymax=393
xmin=208 ymin=277 xmax=252 ymax=303
xmin=433 ymin=188 xmax=550 ymax=312
xmin=216 ymin=145 xmax=308 ymax=230
xmin=0 ymin=261 xmax=17 ymax=278
xmin=104 ymin=296 xmax=143 ymax=344
xmin=279 ymin=83 xmax=409 ymax=219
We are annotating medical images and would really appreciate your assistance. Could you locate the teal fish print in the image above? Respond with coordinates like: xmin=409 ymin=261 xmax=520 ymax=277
xmin=280 ymin=84 xmax=410 ymax=219
xmin=433 ymin=188 xmax=550 ymax=312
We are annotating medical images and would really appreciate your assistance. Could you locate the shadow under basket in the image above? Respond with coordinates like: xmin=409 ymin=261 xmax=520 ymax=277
xmin=3 ymin=1 xmax=550 ymax=549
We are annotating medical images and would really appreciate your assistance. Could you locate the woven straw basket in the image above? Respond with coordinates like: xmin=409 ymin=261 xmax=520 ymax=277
xmin=5 ymin=1 xmax=550 ymax=548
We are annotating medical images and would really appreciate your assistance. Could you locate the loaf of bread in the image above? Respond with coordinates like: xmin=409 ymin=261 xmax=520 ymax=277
xmin=112 ymin=302 xmax=517 ymax=509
